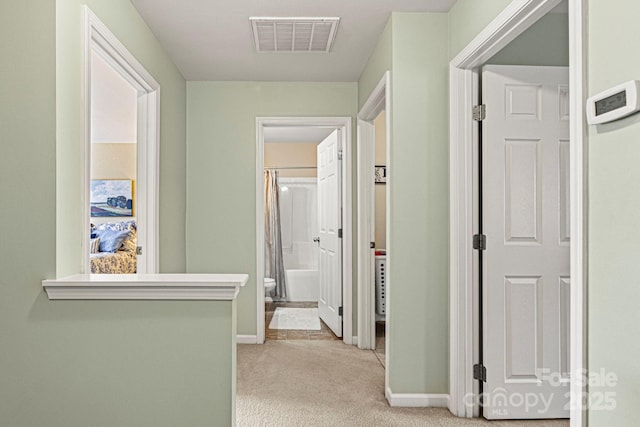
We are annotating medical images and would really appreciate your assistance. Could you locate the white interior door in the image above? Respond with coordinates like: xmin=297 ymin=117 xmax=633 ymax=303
xmin=482 ymin=65 xmax=570 ymax=419
xmin=317 ymin=129 xmax=342 ymax=337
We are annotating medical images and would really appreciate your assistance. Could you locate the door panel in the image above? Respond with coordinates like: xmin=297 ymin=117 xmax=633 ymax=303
xmin=483 ymin=65 xmax=570 ymax=419
xmin=504 ymin=138 xmax=541 ymax=242
xmin=317 ymin=130 xmax=342 ymax=337
xmin=504 ymin=276 xmax=542 ymax=381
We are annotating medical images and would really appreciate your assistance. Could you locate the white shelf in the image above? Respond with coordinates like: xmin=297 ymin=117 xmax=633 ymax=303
xmin=42 ymin=273 xmax=248 ymax=301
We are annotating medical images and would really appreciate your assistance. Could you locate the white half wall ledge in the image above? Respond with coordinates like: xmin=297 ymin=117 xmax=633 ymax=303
xmin=42 ymin=273 xmax=248 ymax=300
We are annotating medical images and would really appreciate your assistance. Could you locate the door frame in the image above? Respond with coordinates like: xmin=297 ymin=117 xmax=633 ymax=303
xmin=255 ymin=117 xmax=353 ymax=345
xmin=448 ymin=0 xmax=588 ymax=424
xmin=82 ymin=7 xmax=160 ymax=274
xmin=356 ymin=71 xmax=390 ymax=352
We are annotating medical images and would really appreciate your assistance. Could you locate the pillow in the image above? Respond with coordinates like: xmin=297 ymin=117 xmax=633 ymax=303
xmin=119 ymin=227 xmax=137 ymax=253
xmin=94 ymin=229 xmax=131 ymax=253
xmin=90 ymin=237 xmax=101 ymax=254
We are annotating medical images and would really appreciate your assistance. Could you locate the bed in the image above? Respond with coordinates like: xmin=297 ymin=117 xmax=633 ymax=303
xmin=90 ymin=221 xmax=137 ymax=274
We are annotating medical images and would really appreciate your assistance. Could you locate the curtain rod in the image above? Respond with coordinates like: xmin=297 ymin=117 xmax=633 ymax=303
xmin=265 ymin=166 xmax=317 ymax=170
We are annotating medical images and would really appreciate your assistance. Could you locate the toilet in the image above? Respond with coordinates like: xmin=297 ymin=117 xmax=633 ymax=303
xmin=264 ymin=278 xmax=276 ymax=302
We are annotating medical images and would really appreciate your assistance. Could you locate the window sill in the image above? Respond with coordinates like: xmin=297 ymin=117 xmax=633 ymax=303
xmin=42 ymin=273 xmax=248 ymax=301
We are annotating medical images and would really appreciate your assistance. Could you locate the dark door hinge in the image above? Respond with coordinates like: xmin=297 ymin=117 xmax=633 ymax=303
xmin=370 ymin=241 xmax=375 ymax=249
xmin=338 ymin=228 xmax=343 ymax=238
xmin=338 ymin=306 xmax=343 ymax=316
xmin=473 ymin=364 xmax=487 ymax=382
xmin=136 ymin=246 xmax=143 ymax=255
xmin=473 ymin=234 xmax=486 ymax=251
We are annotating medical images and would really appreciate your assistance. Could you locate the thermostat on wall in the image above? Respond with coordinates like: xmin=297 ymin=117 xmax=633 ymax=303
xmin=587 ymin=80 xmax=640 ymax=125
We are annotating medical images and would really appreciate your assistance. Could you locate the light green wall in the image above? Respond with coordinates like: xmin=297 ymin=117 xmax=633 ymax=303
xmin=186 ymin=82 xmax=358 ymax=335
xmin=0 ymin=2 xmax=58 ymax=421
xmin=588 ymin=0 xmax=640 ymax=424
xmin=448 ymin=0 xmax=513 ymax=60
xmin=1 ymin=1 xmax=237 ymax=426
xmin=358 ymin=18 xmax=392 ymax=110
xmin=487 ymin=13 xmax=569 ymax=66
xmin=56 ymin=0 xmax=187 ymax=275
xmin=358 ymin=12 xmax=450 ymax=396
xmin=387 ymin=13 xmax=450 ymax=394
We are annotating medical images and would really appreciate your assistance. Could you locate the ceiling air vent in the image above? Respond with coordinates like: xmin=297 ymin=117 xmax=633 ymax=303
xmin=250 ymin=17 xmax=340 ymax=53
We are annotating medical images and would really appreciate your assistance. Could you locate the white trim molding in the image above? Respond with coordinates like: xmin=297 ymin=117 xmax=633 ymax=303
xmin=256 ymin=117 xmax=353 ymax=346
xmin=448 ymin=0 xmax=587 ymax=423
xmin=568 ymin=0 xmax=589 ymax=425
xmin=385 ymin=388 xmax=449 ymax=408
xmin=43 ymin=274 xmax=248 ymax=300
xmin=359 ymin=73 xmax=389 ymax=122
xmin=237 ymin=335 xmax=259 ymax=344
xmin=83 ymin=7 xmax=160 ymax=274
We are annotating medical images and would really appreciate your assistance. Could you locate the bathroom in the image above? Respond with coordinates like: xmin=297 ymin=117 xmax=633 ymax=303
xmin=278 ymin=177 xmax=319 ymax=301
xmin=263 ymin=127 xmax=339 ymax=340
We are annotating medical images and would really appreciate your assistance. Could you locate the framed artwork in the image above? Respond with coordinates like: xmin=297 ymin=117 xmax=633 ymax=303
xmin=90 ymin=179 xmax=134 ymax=217
xmin=374 ymin=165 xmax=387 ymax=184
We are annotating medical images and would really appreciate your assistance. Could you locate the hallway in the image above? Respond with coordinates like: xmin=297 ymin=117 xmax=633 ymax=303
xmin=236 ymin=341 xmax=570 ymax=426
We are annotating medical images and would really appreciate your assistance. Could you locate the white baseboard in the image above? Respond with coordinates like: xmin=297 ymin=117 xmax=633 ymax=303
xmin=385 ymin=387 xmax=449 ymax=408
xmin=237 ymin=335 xmax=259 ymax=344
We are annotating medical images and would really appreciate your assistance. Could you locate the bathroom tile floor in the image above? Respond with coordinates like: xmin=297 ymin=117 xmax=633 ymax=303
xmin=265 ymin=301 xmax=340 ymax=341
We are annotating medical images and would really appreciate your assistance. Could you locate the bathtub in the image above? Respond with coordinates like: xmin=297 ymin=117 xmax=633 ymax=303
xmin=285 ymin=269 xmax=319 ymax=302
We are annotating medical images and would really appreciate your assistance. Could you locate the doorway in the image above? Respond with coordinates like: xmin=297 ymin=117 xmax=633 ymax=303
xmin=83 ymin=7 xmax=160 ymax=275
xmin=263 ymin=130 xmax=340 ymax=341
xmin=480 ymin=64 xmax=570 ymax=419
xmin=88 ymin=49 xmax=139 ymax=274
xmin=448 ymin=0 xmax=587 ymax=424
xmin=372 ymin=110 xmax=387 ymax=368
xmin=357 ymin=71 xmax=390 ymax=359
xmin=255 ymin=117 xmax=353 ymax=345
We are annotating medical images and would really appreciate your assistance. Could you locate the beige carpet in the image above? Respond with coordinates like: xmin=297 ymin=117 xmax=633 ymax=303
xmin=237 ymin=340 xmax=569 ymax=427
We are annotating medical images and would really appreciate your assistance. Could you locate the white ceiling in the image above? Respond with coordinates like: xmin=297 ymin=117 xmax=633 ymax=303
xmin=130 ymin=0 xmax=457 ymax=82
xmin=264 ymin=126 xmax=336 ymax=144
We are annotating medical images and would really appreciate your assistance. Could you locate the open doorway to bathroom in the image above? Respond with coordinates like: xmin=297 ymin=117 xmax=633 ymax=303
xmin=255 ymin=117 xmax=353 ymax=345
xmin=264 ymin=128 xmax=340 ymax=341
xmin=264 ymin=132 xmax=339 ymax=340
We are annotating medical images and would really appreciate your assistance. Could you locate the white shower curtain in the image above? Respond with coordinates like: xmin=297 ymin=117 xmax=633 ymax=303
xmin=264 ymin=169 xmax=287 ymax=300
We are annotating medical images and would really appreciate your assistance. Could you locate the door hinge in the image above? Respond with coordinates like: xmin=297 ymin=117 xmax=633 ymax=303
xmin=473 ymin=234 xmax=486 ymax=251
xmin=136 ymin=246 xmax=143 ymax=255
xmin=338 ymin=150 xmax=343 ymax=160
xmin=338 ymin=228 xmax=343 ymax=238
xmin=370 ymin=241 xmax=375 ymax=249
xmin=338 ymin=306 xmax=343 ymax=316
xmin=473 ymin=364 xmax=487 ymax=382
xmin=472 ymin=104 xmax=486 ymax=121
